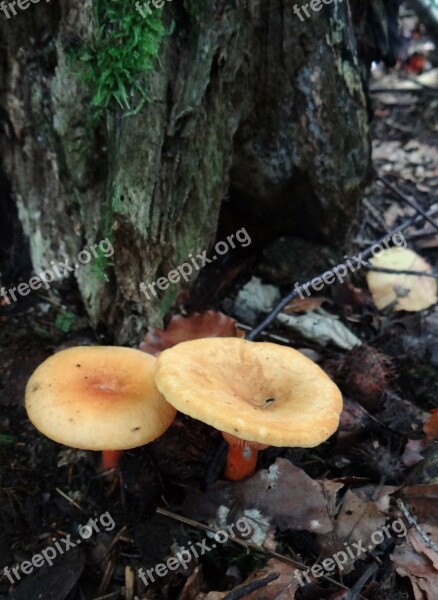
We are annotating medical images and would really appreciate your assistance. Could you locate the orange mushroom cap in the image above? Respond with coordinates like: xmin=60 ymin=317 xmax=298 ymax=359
xmin=155 ymin=338 xmax=342 ymax=448
xmin=25 ymin=346 xmax=176 ymax=451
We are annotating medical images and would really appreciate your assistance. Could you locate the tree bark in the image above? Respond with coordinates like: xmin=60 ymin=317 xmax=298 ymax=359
xmin=0 ymin=0 xmax=398 ymax=342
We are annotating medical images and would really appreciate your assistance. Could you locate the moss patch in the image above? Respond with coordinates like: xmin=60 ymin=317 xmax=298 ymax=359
xmin=71 ymin=0 xmax=166 ymax=111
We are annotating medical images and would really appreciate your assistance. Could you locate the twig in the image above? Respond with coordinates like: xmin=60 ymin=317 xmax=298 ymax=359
xmin=247 ymin=210 xmax=424 ymax=341
xmin=396 ymin=499 xmax=438 ymax=553
xmin=384 ymin=119 xmax=416 ymax=134
xmin=366 ymin=266 xmax=438 ymax=278
xmin=378 ymin=177 xmax=438 ymax=234
xmin=355 ymin=206 xmax=438 ymax=246
xmin=222 ymin=574 xmax=279 ymax=600
xmin=344 ymin=563 xmax=378 ymax=600
xmin=55 ymin=487 xmax=86 ymax=513
xmin=156 ymin=507 xmax=358 ymax=596
xmin=237 ymin=323 xmax=294 ymax=345
xmin=370 ymin=87 xmax=437 ymax=95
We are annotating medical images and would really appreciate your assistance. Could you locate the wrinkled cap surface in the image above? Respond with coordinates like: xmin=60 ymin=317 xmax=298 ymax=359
xmin=25 ymin=346 xmax=176 ymax=450
xmin=155 ymin=338 xmax=343 ymax=447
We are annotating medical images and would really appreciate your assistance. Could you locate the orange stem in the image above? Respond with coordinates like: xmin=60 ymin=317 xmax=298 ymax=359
xmin=102 ymin=450 xmax=122 ymax=471
xmin=225 ymin=442 xmax=259 ymax=481
xmin=222 ymin=432 xmax=268 ymax=481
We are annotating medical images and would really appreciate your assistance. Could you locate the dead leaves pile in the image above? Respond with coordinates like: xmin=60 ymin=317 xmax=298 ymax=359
xmin=136 ymin=312 xmax=438 ymax=599
xmin=180 ymin=458 xmax=438 ymax=600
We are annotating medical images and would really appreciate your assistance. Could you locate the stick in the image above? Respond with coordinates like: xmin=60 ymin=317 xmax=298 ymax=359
xmin=155 ymin=507 xmax=356 ymax=595
xmin=378 ymin=177 xmax=438 ymax=234
xmin=55 ymin=487 xmax=86 ymax=513
xmin=397 ymin=499 xmax=438 ymax=553
xmin=246 ymin=210 xmax=425 ymax=341
xmin=223 ymin=574 xmax=279 ymax=600
xmin=366 ymin=266 xmax=438 ymax=278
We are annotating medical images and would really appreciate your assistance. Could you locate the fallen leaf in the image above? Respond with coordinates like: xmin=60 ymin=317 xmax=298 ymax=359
xmin=283 ymin=297 xmax=327 ymax=314
xmin=402 ymin=438 xmax=427 ymax=468
xmin=234 ymin=277 xmax=281 ymax=325
xmin=317 ymin=490 xmax=388 ymax=574
xmin=183 ymin=459 xmax=334 ymax=548
xmin=201 ymin=560 xmax=300 ymax=600
xmin=367 ymin=248 xmax=437 ymax=312
xmin=384 ymin=203 xmax=415 ymax=228
xmin=391 ymin=530 xmax=438 ymax=600
xmin=400 ymin=485 xmax=438 ymax=526
xmin=277 ymin=310 xmax=362 ymax=350
xmin=139 ymin=311 xmax=244 ymax=355
xmin=239 ymin=560 xmax=301 ymax=600
xmin=180 ymin=566 xmax=205 ymax=600
xmin=424 ymin=410 xmax=438 ymax=443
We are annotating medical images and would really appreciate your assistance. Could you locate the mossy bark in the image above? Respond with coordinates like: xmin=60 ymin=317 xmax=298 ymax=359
xmin=0 ymin=0 xmax=396 ymax=342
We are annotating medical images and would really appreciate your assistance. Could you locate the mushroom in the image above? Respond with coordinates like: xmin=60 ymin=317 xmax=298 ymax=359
xmin=155 ymin=338 xmax=342 ymax=481
xmin=25 ymin=346 xmax=176 ymax=471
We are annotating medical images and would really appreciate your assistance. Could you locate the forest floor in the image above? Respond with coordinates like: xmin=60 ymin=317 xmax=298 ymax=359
xmin=0 ymin=11 xmax=438 ymax=600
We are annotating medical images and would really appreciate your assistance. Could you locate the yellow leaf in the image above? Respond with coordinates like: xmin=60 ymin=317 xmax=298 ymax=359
xmin=367 ymin=248 xmax=437 ymax=312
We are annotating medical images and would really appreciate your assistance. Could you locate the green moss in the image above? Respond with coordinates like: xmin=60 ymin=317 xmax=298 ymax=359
xmin=71 ymin=0 xmax=166 ymax=112
xmin=55 ymin=310 xmax=77 ymax=333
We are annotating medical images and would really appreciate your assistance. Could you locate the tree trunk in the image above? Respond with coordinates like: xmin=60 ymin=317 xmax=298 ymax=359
xmin=0 ymin=0 xmax=398 ymax=342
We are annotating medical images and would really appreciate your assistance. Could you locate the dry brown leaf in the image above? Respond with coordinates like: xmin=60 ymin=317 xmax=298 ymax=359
xmin=180 ymin=566 xmax=205 ymax=600
xmin=391 ymin=530 xmax=438 ymax=600
xmin=241 ymin=560 xmax=301 ymax=600
xmin=283 ymin=297 xmax=327 ymax=314
xmin=367 ymin=248 xmax=437 ymax=312
xmin=384 ymin=203 xmax=415 ymax=228
xmin=424 ymin=410 xmax=438 ymax=443
xmin=334 ymin=491 xmax=388 ymax=544
xmin=400 ymin=485 xmax=438 ymax=526
xmin=182 ymin=459 xmax=333 ymax=546
xmin=402 ymin=438 xmax=428 ymax=468
xmin=139 ymin=311 xmax=244 ymax=355
xmin=201 ymin=560 xmax=300 ymax=600
xmin=234 ymin=459 xmax=333 ymax=534
xmin=317 ymin=490 xmax=388 ymax=574
xmin=320 ymin=480 xmax=345 ymax=520
xmin=402 ymin=410 xmax=438 ymax=467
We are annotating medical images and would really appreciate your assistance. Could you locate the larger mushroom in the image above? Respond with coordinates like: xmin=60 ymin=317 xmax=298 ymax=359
xmin=25 ymin=346 xmax=176 ymax=471
xmin=155 ymin=338 xmax=342 ymax=480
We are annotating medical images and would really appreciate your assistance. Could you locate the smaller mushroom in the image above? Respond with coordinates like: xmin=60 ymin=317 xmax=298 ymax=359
xmin=25 ymin=346 xmax=176 ymax=471
xmin=155 ymin=338 xmax=343 ymax=481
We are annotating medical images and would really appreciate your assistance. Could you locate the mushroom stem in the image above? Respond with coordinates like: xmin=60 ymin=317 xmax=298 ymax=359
xmin=102 ymin=450 xmax=122 ymax=471
xmin=222 ymin=433 xmax=268 ymax=481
